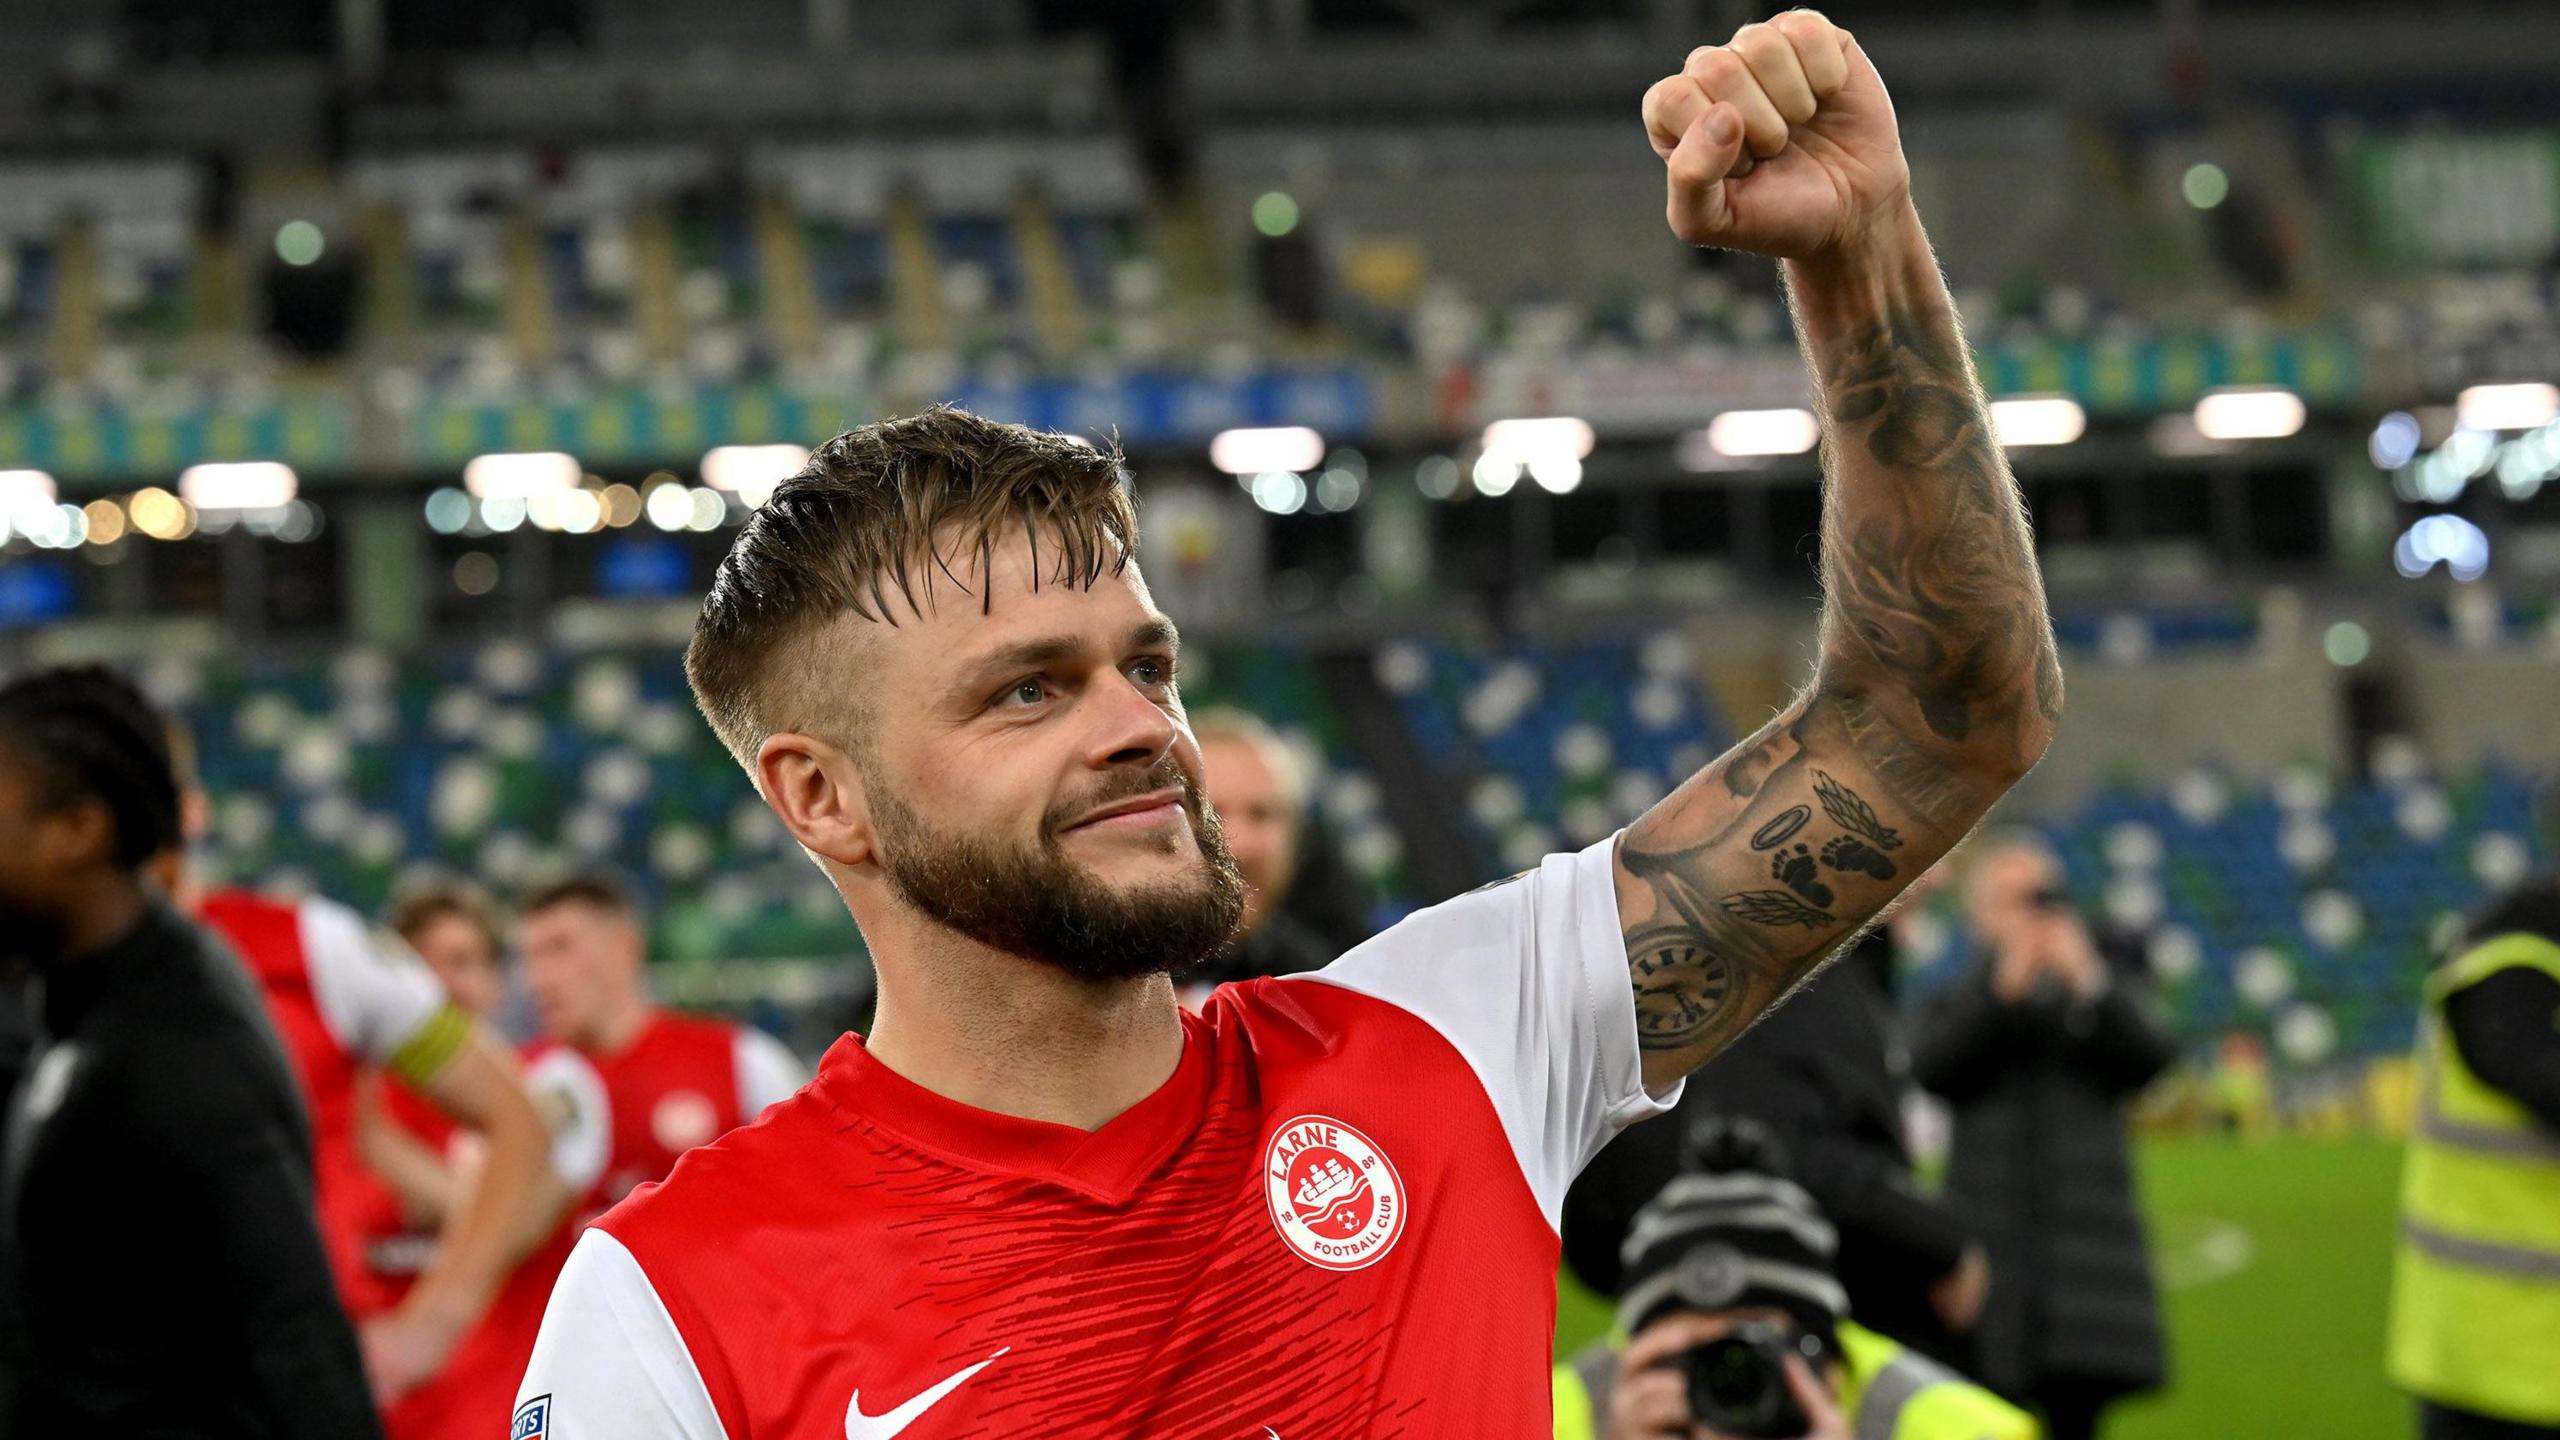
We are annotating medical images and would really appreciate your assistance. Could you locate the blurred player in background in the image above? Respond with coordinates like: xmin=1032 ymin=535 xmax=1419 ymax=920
xmin=0 ymin=665 xmax=380 ymax=1437
xmin=1180 ymin=706 xmax=1333 ymax=994
xmin=2388 ymin=781 xmax=2560 ymax=1439
xmin=161 ymin=728 xmax=561 ymax=1402
xmin=1912 ymin=837 xmax=2174 ymax=1440
xmin=354 ymin=880 xmax=606 ymax=1440
xmin=518 ymin=11 xmax=2062 ymax=1430
xmin=517 ymin=873 xmax=805 ymax=1211
xmin=1552 ymin=1118 xmax=2033 ymax=1440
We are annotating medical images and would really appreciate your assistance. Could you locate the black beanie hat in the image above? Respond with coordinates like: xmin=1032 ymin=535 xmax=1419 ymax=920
xmin=1614 ymin=1116 xmax=1847 ymax=1354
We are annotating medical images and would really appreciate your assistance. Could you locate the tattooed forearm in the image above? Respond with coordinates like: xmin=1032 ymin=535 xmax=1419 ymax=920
xmin=1618 ymin=213 xmax=2059 ymax=1088
xmin=1797 ymin=243 xmax=2059 ymax=816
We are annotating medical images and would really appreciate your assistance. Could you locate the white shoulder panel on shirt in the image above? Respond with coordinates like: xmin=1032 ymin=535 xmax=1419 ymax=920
xmin=519 ymin=1229 xmax=728 ymax=1440
xmin=730 ymin=1026 xmax=807 ymax=1118
xmin=525 ymin=1047 xmax=612 ymax=1193
xmin=294 ymin=896 xmax=448 ymax=1066
xmin=1296 ymin=831 xmax=1679 ymax=1230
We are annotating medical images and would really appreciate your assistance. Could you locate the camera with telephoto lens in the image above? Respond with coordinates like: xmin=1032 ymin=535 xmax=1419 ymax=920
xmin=1681 ymin=1318 xmax=1826 ymax=1438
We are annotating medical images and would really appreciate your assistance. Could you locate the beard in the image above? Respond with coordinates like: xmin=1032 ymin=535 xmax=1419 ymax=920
xmin=865 ymin=756 xmax=1247 ymax=983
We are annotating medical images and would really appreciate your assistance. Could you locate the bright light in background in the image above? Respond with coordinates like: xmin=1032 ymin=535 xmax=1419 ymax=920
xmin=424 ymin=488 xmax=472 ymax=534
xmin=1705 ymin=407 xmax=1820 ymax=457
xmin=179 ymin=461 xmax=297 ymax=511
xmin=1250 ymin=471 xmax=1308 ymax=515
xmin=82 ymin=499 xmax=126 ymax=546
xmin=645 ymin=482 xmax=695 ymax=531
xmin=2369 ymin=411 xmax=2421 ymax=470
xmin=1990 ymin=395 xmax=2087 ymax=448
xmin=127 ymin=487 xmax=193 ymax=541
xmin=0 ymin=469 xmax=55 ymax=510
xmin=1312 ymin=468 xmax=1364 ymax=511
xmin=1527 ymin=455 xmax=1583 ymax=494
xmin=274 ymin=220 xmax=326 ymax=266
xmin=1481 ymin=417 xmax=1596 ymax=463
xmin=464 ymin=451 xmax=581 ymax=498
xmin=2182 ymin=162 xmax=2230 ymax=210
xmin=2323 ymin=622 xmax=2371 ymax=667
xmin=701 ymin=444 xmax=809 ymax=507
xmin=1414 ymin=455 xmax=1462 ymax=500
xmin=1472 ymin=453 xmax=1520 ymax=497
xmin=687 ymin=488 xmax=727 ymax=532
xmin=1252 ymin=192 xmax=1301 ymax=238
xmin=2495 ymin=423 xmax=2560 ymax=500
xmin=2410 ymin=427 xmax=2497 ymax=503
xmin=2193 ymin=387 xmax=2305 ymax=441
xmin=2394 ymin=514 xmax=2490 ymax=582
xmin=1210 ymin=426 xmax=1325 ymax=476
xmin=2456 ymin=382 xmax=2560 ymax=433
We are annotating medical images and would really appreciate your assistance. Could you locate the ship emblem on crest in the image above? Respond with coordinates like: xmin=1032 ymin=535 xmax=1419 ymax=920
xmin=1262 ymin=1114 xmax=1406 ymax=1270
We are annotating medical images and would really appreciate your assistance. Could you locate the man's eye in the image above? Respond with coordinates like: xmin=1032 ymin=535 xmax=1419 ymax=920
xmin=1131 ymin=658 xmax=1171 ymax=687
xmin=1003 ymin=679 xmax=1048 ymax=707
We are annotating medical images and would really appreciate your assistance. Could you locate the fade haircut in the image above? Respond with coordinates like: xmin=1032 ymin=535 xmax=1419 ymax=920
xmin=684 ymin=406 xmax=1140 ymax=771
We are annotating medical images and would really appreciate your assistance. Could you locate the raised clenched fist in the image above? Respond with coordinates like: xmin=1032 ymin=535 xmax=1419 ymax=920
xmin=1639 ymin=10 xmax=1912 ymax=261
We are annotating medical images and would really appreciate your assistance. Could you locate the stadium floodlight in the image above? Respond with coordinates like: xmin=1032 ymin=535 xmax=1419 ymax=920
xmin=1990 ymin=395 xmax=2087 ymax=448
xmin=702 ymin=444 xmax=810 ymax=506
xmin=179 ymin=461 xmax=298 ymax=512
xmin=1704 ymin=407 xmax=1820 ymax=458
xmin=1209 ymin=427 xmax=1325 ymax=476
xmin=2192 ymin=387 xmax=2305 ymax=441
xmin=464 ymin=451 xmax=582 ymax=499
xmin=2456 ymin=382 xmax=2560 ymax=434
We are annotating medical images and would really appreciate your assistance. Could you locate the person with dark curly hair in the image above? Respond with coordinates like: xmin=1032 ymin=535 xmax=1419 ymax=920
xmin=0 ymin=664 xmax=379 ymax=1438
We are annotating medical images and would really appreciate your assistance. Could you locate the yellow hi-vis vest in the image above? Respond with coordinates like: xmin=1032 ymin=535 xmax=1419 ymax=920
xmin=1552 ymin=1321 xmax=2038 ymax=1440
xmin=2387 ymin=932 xmax=2560 ymax=1425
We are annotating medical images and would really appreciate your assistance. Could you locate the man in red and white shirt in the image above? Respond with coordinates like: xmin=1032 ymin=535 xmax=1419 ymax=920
xmin=157 ymin=850 xmax=554 ymax=1407
xmin=522 ymin=16 xmax=2060 ymax=1436
xmin=516 ymin=874 xmax=804 ymax=1214
xmin=350 ymin=881 xmax=610 ymax=1440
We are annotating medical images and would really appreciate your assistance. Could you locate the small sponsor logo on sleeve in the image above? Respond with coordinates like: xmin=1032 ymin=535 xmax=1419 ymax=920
xmin=512 ymin=1394 xmax=551 ymax=1440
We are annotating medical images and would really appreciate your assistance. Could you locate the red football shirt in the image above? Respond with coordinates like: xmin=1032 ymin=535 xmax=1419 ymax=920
xmin=198 ymin=889 xmax=453 ymax=1319
xmin=516 ymin=838 xmax=1669 ymax=1438
xmin=376 ymin=1049 xmax=611 ymax=1440
xmin=563 ymin=1011 xmax=806 ymax=1218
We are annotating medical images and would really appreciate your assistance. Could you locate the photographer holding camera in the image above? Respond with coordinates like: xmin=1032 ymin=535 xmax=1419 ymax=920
xmin=1554 ymin=1120 xmax=2034 ymax=1440
xmin=1911 ymin=836 xmax=2174 ymax=1440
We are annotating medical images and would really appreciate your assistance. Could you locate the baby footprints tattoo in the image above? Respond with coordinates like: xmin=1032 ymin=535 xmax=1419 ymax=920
xmin=1768 ymin=843 xmax=1835 ymax=906
xmin=1819 ymin=833 xmax=1898 ymax=880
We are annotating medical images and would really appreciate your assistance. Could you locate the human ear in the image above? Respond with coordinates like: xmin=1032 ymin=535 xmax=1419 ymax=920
xmin=756 ymin=733 xmax=875 ymax=868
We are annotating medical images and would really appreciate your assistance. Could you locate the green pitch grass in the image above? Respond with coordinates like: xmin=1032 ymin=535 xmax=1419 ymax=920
xmin=1557 ymin=1135 xmax=2410 ymax=1439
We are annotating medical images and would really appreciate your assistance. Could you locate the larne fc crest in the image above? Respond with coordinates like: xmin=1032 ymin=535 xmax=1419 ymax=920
xmin=1263 ymin=1115 xmax=1406 ymax=1271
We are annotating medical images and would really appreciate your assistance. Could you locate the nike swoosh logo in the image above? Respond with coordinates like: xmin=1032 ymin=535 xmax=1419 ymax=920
xmin=845 ymin=1348 xmax=1009 ymax=1439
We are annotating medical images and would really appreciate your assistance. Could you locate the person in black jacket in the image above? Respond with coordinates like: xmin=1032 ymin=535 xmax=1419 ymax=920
xmin=1564 ymin=912 xmax=1988 ymax=1363
xmin=0 ymin=665 xmax=382 ymax=1439
xmin=1912 ymin=834 xmax=2176 ymax=1440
